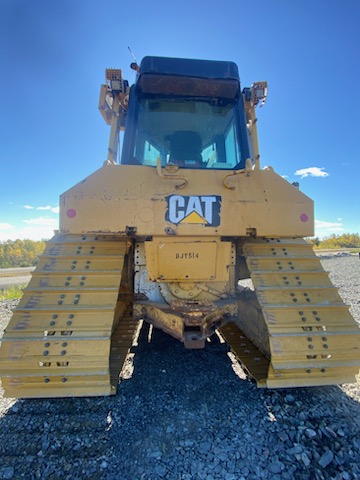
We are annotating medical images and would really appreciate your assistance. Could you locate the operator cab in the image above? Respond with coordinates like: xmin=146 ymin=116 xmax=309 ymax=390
xmin=121 ymin=56 xmax=251 ymax=170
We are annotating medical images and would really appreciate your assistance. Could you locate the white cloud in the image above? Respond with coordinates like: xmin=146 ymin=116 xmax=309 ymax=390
xmin=0 ymin=223 xmax=15 ymax=230
xmin=315 ymin=220 xmax=343 ymax=229
xmin=23 ymin=216 xmax=58 ymax=227
xmin=315 ymin=219 xmax=344 ymax=237
xmin=295 ymin=167 xmax=329 ymax=179
xmin=36 ymin=205 xmax=52 ymax=211
xmin=0 ymin=225 xmax=55 ymax=242
xmin=22 ymin=204 xmax=59 ymax=214
xmin=0 ymin=218 xmax=58 ymax=241
xmin=0 ymin=212 xmax=60 ymax=241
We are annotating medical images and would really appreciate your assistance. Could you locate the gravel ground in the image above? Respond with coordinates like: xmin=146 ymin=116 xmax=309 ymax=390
xmin=0 ymin=255 xmax=359 ymax=480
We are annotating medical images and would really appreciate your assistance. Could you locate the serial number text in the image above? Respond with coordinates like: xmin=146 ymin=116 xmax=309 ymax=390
xmin=175 ymin=252 xmax=200 ymax=259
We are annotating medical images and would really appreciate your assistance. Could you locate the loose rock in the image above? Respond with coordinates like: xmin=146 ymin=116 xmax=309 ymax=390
xmin=318 ymin=450 xmax=334 ymax=468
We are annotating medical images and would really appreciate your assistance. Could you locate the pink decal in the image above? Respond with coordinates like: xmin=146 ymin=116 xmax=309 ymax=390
xmin=300 ymin=213 xmax=309 ymax=223
xmin=66 ymin=208 xmax=77 ymax=219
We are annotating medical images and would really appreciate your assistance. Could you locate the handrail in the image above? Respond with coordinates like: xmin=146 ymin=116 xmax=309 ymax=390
xmin=223 ymin=158 xmax=252 ymax=190
xmin=156 ymin=158 xmax=188 ymax=189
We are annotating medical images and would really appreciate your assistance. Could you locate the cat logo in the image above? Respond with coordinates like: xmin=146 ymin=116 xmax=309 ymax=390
xmin=166 ymin=195 xmax=221 ymax=226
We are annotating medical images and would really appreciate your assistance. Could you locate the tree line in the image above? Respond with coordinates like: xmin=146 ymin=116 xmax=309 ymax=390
xmin=308 ymin=233 xmax=360 ymax=249
xmin=0 ymin=239 xmax=46 ymax=268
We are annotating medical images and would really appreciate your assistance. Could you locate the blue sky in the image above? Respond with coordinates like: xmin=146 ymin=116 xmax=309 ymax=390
xmin=0 ymin=0 xmax=359 ymax=241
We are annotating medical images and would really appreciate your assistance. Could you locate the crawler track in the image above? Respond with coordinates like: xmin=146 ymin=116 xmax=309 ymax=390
xmin=0 ymin=234 xmax=138 ymax=398
xmin=221 ymin=238 xmax=360 ymax=387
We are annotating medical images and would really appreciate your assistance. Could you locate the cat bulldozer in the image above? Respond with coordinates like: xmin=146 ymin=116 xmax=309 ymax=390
xmin=1 ymin=56 xmax=359 ymax=398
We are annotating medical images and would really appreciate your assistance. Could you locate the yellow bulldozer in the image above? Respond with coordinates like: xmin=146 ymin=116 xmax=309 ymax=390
xmin=1 ymin=56 xmax=359 ymax=398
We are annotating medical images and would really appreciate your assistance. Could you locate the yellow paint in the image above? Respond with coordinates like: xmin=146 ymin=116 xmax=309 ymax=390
xmin=60 ymin=164 xmax=314 ymax=238
xmin=145 ymin=237 xmax=232 ymax=282
xmin=181 ymin=210 xmax=207 ymax=224
xmin=0 ymin=234 xmax=136 ymax=398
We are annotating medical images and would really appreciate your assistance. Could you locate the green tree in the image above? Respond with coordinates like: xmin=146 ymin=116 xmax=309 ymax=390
xmin=0 ymin=239 xmax=46 ymax=268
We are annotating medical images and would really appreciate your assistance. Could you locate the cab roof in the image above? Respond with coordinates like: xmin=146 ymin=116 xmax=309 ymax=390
xmin=139 ymin=56 xmax=240 ymax=81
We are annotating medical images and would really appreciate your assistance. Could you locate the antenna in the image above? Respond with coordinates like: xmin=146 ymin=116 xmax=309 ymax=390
xmin=128 ymin=46 xmax=140 ymax=72
xmin=128 ymin=46 xmax=137 ymax=63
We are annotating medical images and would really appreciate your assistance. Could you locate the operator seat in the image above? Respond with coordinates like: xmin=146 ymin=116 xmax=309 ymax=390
xmin=168 ymin=131 xmax=204 ymax=168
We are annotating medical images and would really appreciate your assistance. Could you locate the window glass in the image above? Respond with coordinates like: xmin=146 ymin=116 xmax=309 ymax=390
xmin=130 ymin=97 xmax=247 ymax=169
xmin=143 ymin=141 xmax=160 ymax=166
xmin=224 ymin=124 xmax=238 ymax=168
